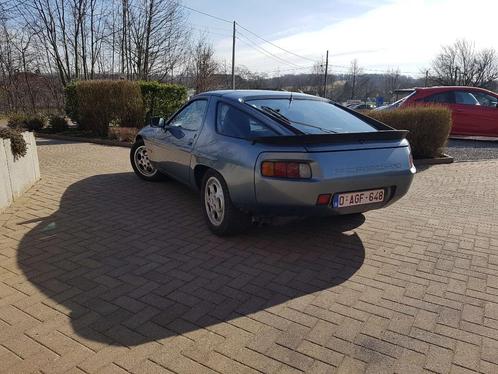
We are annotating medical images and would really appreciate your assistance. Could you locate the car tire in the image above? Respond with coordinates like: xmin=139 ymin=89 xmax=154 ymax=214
xmin=201 ymin=169 xmax=251 ymax=236
xmin=130 ymin=139 xmax=166 ymax=181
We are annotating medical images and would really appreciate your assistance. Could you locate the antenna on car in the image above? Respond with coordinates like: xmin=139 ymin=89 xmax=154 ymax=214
xmin=289 ymin=91 xmax=293 ymax=107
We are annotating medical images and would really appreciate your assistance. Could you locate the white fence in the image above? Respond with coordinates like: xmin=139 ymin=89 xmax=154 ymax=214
xmin=0 ymin=132 xmax=40 ymax=211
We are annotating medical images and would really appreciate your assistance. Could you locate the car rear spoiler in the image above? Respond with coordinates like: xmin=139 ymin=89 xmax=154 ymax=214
xmin=251 ymin=130 xmax=409 ymax=145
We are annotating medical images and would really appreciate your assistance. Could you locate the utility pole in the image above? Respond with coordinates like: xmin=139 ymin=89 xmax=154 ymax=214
xmin=425 ymin=70 xmax=429 ymax=87
xmin=231 ymin=21 xmax=236 ymax=89
xmin=323 ymin=50 xmax=329 ymax=98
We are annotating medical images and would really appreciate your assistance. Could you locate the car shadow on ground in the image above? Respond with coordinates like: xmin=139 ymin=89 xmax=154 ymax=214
xmin=18 ymin=172 xmax=366 ymax=346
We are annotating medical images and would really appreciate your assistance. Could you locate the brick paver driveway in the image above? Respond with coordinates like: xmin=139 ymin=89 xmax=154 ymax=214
xmin=1 ymin=139 xmax=498 ymax=374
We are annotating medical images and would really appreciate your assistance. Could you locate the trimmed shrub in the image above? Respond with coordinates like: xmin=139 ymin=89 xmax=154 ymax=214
xmin=7 ymin=113 xmax=46 ymax=132
xmin=0 ymin=127 xmax=27 ymax=159
xmin=139 ymin=81 xmax=187 ymax=123
xmin=367 ymin=106 xmax=452 ymax=158
xmin=49 ymin=115 xmax=69 ymax=133
xmin=69 ymin=80 xmax=144 ymax=136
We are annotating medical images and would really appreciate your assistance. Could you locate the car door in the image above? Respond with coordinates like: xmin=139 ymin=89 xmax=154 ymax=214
xmin=472 ymin=91 xmax=498 ymax=136
xmin=450 ymin=90 xmax=485 ymax=135
xmin=420 ymin=91 xmax=460 ymax=131
xmin=152 ymin=99 xmax=208 ymax=183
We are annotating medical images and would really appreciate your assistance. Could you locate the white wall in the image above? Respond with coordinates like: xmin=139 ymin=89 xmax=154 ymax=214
xmin=0 ymin=132 xmax=40 ymax=211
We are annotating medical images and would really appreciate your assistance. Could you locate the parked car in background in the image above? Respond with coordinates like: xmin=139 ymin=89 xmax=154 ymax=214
xmin=375 ymin=86 xmax=498 ymax=137
xmin=130 ymin=90 xmax=415 ymax=235
xmin=349 ymin=103 xmax=375 ymax=111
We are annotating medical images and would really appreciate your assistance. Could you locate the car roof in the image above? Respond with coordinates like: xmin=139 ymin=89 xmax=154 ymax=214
xmin=194 ymin=89 xmax=326 ymax=102
xmin=414 ymin=86 xmax=497 ymax=95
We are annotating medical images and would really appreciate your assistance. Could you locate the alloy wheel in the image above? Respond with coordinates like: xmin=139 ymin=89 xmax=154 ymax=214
xmin=134 ymin=145 xmax=157 ymax=177
xmin=204 ymin=176 xmax=225 ymax=226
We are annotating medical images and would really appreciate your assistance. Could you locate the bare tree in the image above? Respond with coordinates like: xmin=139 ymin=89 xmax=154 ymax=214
xmin=384 ymin=67 xmax=400 ymax=99
xmin=190 ymin=37 xmax=218 ymax=93
xmin=430 ymin=39 xmax=498 ymax=89
xmin=348 ymin=59 xmax=362 ymax=99
xmin=309 ymin=59 xmax=325 ymax=96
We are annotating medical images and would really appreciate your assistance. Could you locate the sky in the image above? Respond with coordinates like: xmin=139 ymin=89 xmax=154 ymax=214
xmin=183 ymin=0 xmax=498 ymax=78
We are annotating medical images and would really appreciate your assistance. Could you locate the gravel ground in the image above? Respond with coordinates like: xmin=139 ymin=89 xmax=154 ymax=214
xmin=445 ymin=138 xmax=498 ymax=161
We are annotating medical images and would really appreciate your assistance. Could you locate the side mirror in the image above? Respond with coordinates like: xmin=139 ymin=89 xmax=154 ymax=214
xmin=149 ymin=117 xmax=165 ymax=127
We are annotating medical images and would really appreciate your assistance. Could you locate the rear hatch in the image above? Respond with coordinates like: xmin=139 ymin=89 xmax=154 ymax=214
xmin=254 ymin=131 xmax=414 ymax=211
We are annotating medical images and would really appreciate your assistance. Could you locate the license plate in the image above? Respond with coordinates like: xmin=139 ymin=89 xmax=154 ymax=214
xmin=332 ymin=189 xmax=385 ymax=208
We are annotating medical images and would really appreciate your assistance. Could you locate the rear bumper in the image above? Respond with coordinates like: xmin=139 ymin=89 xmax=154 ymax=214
xmin=244 ymin=145 xmax=416 ymax=217
xmin=249 ymin=169 xmax=415 ymax=216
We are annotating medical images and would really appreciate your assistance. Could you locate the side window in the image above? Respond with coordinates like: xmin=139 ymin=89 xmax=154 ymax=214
xmin=473 ymin=92 xmax=498 ymax=107
xmin=423 ymin=92 xmax=453 ymax=104
xmin=454 ymin=91 xmax=479 ymax=106
xmin=169 ymin=100 xmax=207 ymax=131
xmin=216 ymin=102 xmax=277 ymax=139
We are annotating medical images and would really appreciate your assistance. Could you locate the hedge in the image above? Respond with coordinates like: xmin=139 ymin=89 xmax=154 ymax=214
xmin=139 ymin=81 xmax=187 ymax=123
xmin=64 ymin=80 xmax=187 ymax=134
xmin=367 ymin=106 xmax=452 ymax=158
xmin=65 ymin=80 xmax=144 ymax=136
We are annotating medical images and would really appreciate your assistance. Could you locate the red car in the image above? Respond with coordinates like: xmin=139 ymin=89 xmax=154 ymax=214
xmin=378 ymin=86 xmax=498 ymax=137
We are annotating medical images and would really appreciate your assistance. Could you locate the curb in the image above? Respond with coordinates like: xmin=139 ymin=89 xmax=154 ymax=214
xmin=36 ymin=133 xmax=132 ymax=148
xmin=414 ymin=154 xmax=454 ymax=166
xmin=449 ymin=136 xmax=498 ymax=142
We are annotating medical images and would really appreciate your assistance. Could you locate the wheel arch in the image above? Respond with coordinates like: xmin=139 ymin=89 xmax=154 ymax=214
xmin=193 ymin=164 xmax=212 ymax=190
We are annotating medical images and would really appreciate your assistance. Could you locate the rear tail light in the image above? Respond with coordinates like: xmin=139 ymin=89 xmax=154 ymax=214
xmin=316 ymin=194 xmax=331 ymax=205
xmin=408 ymin=145 xmax=415 ymax=169
xmin=261 ymin=161 xmax=312 ymax=179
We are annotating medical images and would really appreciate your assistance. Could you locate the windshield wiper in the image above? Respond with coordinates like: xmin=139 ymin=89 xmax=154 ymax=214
xmin=290 ymin=120 xmax=338 ymax=134
xmin=258 ymin=106 xmax=337 ymax=134
xmin=261 ymin=106 xmax=291 ymax=124
xmin=255 ymin=106 xmax=302 ymax=135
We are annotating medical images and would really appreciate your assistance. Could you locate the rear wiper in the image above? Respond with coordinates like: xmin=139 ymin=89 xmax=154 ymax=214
xmin=257 ymin=106 xmax=303 ymax=135
xmin=290 ymin=120 xmax=338 ymax=134
xmin=259 ymin=106 xmax=336 ymax=134
xmin=261 ymin=106 xmax=291 ymax=124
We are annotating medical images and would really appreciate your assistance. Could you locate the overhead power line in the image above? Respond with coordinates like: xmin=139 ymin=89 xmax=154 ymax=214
xmin=179 ymin=4 xmax=232 ymax=24
xmin=235 ymin=22 xmax=319 ymax=63
xmin=236 ymin=31 xmax=303 ymax=69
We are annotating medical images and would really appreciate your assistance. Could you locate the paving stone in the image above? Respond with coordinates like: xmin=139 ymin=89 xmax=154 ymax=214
xmin=0 ymin=139 xmax=497 ymax=373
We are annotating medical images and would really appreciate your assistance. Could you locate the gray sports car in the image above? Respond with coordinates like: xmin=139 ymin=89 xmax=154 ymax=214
xmin=131 ymin=90 xmax=416 ymax=235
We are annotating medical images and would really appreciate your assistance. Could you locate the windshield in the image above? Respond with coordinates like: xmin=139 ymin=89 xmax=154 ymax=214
xmin=247 ymin=98 xmax=377 ymax=134
xmin=389 ymin=91 xmax=415 ymax=108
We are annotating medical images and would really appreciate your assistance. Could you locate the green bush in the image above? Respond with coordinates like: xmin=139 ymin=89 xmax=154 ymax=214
xmin=367 ymin=106 xmax=452 ymax=158
xmin=0 ymin=127 xmax=27 ymax=159
xmin=68 ymin=80 xmax=144 ymax=136
xmin=139 ymin=81 xmax=187 ymax=123
xmin=7 ymin=113 xmax=46 ymax=132
xmin=64 ymin=82 xmax=79 ymax=123
xmin=49 ymin=115 xmax=69 ymax=133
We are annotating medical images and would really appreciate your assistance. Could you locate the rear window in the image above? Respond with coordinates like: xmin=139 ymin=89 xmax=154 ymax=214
xmin=246 ymin=98 xmax=377 ymax=134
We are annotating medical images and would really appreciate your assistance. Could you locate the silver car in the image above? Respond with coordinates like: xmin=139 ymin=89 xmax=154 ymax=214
xmin=131 ymin=90 xmax=416 ymax=235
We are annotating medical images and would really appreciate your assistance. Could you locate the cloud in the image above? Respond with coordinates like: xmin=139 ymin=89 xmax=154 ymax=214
xmin=215 ymin=0 xmax=498 ymax=76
